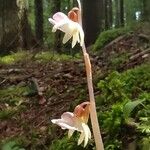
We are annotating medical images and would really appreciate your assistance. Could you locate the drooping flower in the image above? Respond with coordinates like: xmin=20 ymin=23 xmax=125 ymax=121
xmin=48 ymin=9 xmax=84 ymax=48
xmin=51 ymin=102 xmax=91 ymax=147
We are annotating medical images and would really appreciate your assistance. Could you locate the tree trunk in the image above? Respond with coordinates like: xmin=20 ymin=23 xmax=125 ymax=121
xmin=1 ymin=0 xmax=6 ymax=50
xmin=19 ymin=8 xmax=28 ymax=49
xmin=52 ymin=0 xmax=62 ymax=53
xmin=17 ymin=1 xmax=35 ymax=50
xmin=82 ymin=0 xmax=104 ymax=46
xmin=143 ymin=0 xmax=150 ymax=22
xmin=0 ymin=0 xmax=19 ymax=52
xmin=0 ymin=0 xmax=35 ymax=52
xmin=104 ymin=0 xmax=109 ymax=29
xmin=120 ymin=0 xmax=124 ymax=26
xmin=108 ymin=0 xmax=113 ymax=28
xmin=115 ymin=0 xmax=120 ymax=28
xmin=34 ymin=0 xmax=43 ymax=46
xmin=104 ymin=0 xmax=112 ymax=30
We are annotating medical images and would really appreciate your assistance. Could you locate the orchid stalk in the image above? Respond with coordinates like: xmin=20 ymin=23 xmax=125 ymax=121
xmin=49 ymin=0 xmax=104 ymax=149
xmin=77 ymin=0 xmax=104 ymax=150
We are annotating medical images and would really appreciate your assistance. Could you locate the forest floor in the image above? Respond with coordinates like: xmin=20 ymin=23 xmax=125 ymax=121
xmin=0 ymin=23 xmax=150 ymax=149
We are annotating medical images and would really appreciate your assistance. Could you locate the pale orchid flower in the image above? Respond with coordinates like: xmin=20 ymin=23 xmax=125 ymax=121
xmin=48 ymin=9 xmax=84 ymax=48
xmin=51 ymin=102 xmax=91 ymax=147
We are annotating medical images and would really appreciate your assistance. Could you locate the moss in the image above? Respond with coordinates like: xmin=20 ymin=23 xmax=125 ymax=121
xmin=0 ymin=85 xmax=28 ymax=105
xmin=0 ymin=109 xmax=17 ymax=120
xmin=0 ymin=51 xmax=30 ymax=65
xmin=0 ymin=51 xmax=82 ymax=65
xmin=94 ymin=27 xmax=131 ymax=51
xmin=35 ymin=51 xmax=81 ymax=62
xmin=97 ymin=62 xmax=150 ymax=105
xmin=96 ymin=62 xmax=150 ymax=149
xmin=0 ymin=105 xmax=26 ymax=120
xmin=0 ymin=85 xmax=29 ymax=120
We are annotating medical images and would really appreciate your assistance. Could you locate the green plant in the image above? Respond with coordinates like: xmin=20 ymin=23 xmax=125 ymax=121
xmin=50 ymin=135 xmax=94 ymax=150
xmin=98 ymin=102 xmax=124 ymax=149
xmin=123 ymin=99 xmax=146 ymax=119
xmin=96 ymin=63 xmax=150 ymax=149
xmin=97 ymin=71 xmax=130 ymax=104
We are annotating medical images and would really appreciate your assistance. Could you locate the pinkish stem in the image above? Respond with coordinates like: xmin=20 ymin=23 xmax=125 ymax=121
xmin=76 ymin=0 xmax=104 ymax=149
xmin=82 ymin=44 xmax=104 ymax=150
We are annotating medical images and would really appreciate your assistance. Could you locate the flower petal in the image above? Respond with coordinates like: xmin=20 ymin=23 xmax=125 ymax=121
xmin=53 ymin=12 xmax=68 ymax=23
xmin=63 ymin=33 xmax=72 ymax=44
xmin=78 ymin=132 xmax=84 ymax=146
xmin=61 ymin=112 xmax=74 ymax=121
xmin=78 ymin=25 xmax=84 ymax=46
xmin=51 ymin=119 xmax=77 ymax=130
xmin=82 ymin=123 xmax=91 ymax=147
xmin=48 ymin=18 xmax=56 ymax=25
xmin=68 ymin=129 xmax=75 ymax=138
xmin=52 ymin=20 xmax=68 ymax=32
xmin=72 ymin=31 xmax=78 ymax=48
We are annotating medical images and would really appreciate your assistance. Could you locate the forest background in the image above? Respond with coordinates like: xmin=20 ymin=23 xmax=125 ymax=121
xmin=0 ymin=0 xmax=150 ymax=150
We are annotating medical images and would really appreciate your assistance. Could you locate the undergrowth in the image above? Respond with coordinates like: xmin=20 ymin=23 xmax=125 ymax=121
xmin=96 ymin=62 xmax=150 ymax=149
xmin=49 ymin=62 xmax=150 ymax=150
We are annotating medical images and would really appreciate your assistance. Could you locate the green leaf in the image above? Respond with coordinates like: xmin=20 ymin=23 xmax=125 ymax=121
xmin=123 ymin=100 xmax=145 ymax=119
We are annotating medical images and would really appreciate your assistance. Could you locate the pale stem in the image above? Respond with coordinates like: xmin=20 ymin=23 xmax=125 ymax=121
xmin=82 ymin=44 xmax=104 ymax=150
xmin=77 ymin=0 xmax=104 ymax=149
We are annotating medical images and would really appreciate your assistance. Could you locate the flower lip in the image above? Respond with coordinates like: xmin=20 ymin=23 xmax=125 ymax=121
xmin=68 ymin=7 xmax=79 ymax=23
xmin=68 ymin=10 xmax=78 ymax=22
xmin=74 ymin=102 xmax=90 ymax=122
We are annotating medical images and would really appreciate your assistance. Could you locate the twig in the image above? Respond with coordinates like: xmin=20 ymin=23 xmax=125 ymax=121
xmin=0 ymin=78 xmax=7 ymax=85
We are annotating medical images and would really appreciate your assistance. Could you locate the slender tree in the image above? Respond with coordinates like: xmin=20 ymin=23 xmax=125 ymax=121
xmin=82 ymin=0 xmax=104 ymax=46
xmin=104 ymin=0 xmax=109 ymax=29
xmin=17 ymin=0 xmax=35 ymax=49
xmin=34 ymin=0 xmax=43 ymax=46
xmin=0 ymin=0 xmax=19 ymax=51
xmin=115 ymin=0 xmax=120 ymax=27
xmin=120 ymin=0 xmax=124 ymax=26
xmin=104 ymin=0 xmax=113 ymax=29
xmin=115 ymin=0 xmax=124 ymax=27
xmin=51 ymin=0 xmax=62 ymax=52
xmin=108 ymin=0 xmax=113 ymax=28
xmin=1 ymin=0 xmax=5 ymax=49
xmin=143 ymin=0 xmax=150 ymax=21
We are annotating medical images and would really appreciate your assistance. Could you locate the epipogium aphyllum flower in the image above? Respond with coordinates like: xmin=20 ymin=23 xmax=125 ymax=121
xmin=48 ymin=7 xmax=84 ymax=48
xmin=49 ymin=0 xmax=104 ymax=149
xmin=51 ymin=102 xmax=91 ymax=147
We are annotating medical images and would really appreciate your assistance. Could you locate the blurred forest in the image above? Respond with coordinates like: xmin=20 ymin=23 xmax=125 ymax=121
xmin=0 ymin=0 xmax=150 ymax=150
xmin=0 ymin=0 xmax=149 ymax=53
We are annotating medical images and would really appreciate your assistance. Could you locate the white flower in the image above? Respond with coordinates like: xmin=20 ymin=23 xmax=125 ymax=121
xmin=48 ymin=12 xmax=84 ymax=48
xmin=51 ymin=102 xmax=91 ymax=147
